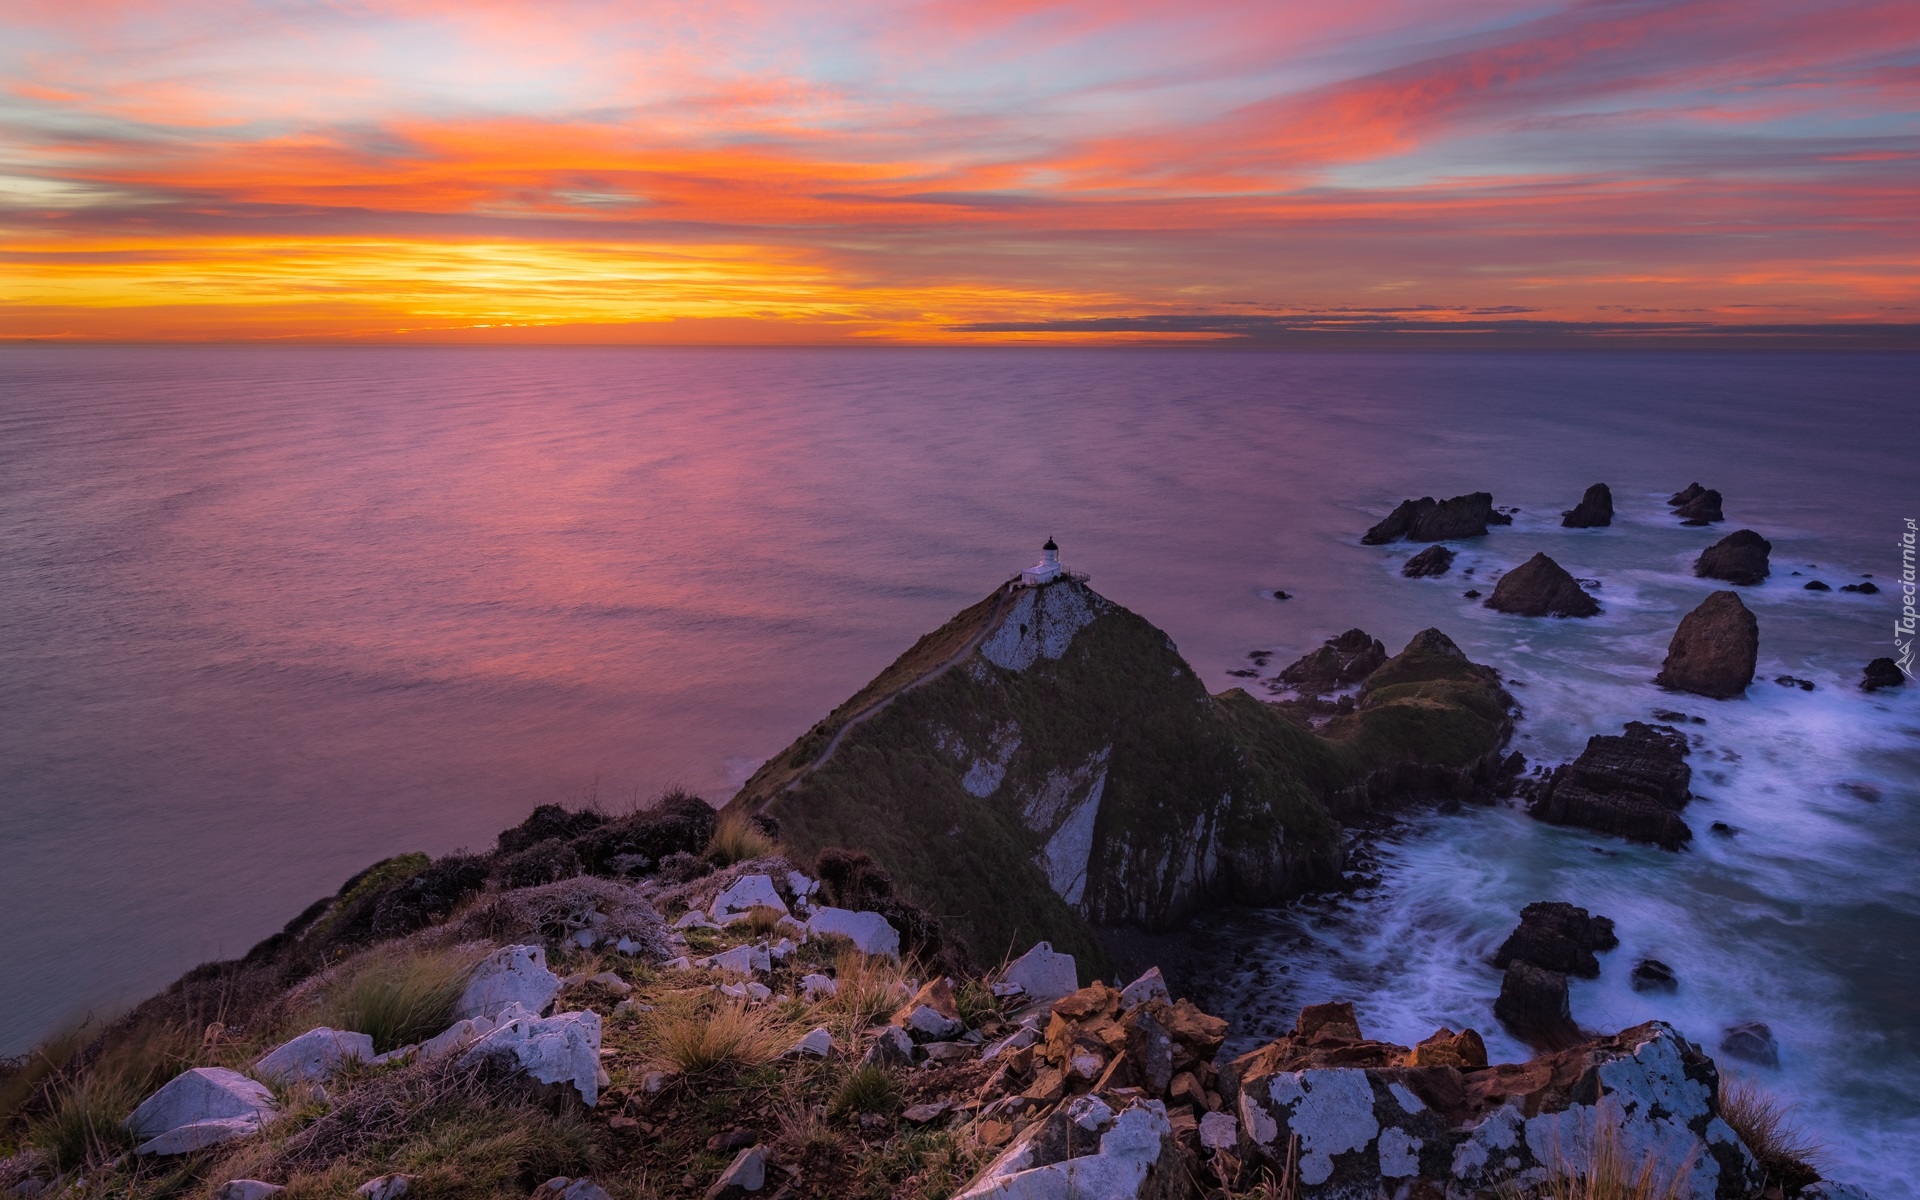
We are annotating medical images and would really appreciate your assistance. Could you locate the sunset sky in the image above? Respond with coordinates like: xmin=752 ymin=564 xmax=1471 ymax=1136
xmin=4 ymin=0 xmax=1918 ymax=343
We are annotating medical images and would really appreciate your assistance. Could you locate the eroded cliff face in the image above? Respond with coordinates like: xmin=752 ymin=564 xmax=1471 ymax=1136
xmin=727 ymin=580 xmax=1513 ymax=969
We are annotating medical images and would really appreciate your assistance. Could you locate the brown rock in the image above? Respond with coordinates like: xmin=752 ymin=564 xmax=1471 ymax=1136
xmin=1528 ymin=721 xmax=1693 ymax=849
xmin=1656 ymin=590 xmax=1758 ymax=699
xmin=1694 ymin=529 xmax=1771 ymax=585
xmin=1561 ymin=483 xmax=1613 ymax=528
xmin=1494 ymin=902 xmax=1619 ymax=979
xmin=1402 ymin=545 xmax=1456 ymax=578
xmin=1051 ymin=983 xmax=1121 ymax=1023
xmin=1485 ymin=553 xmax=1600 ymax=618
xmin=1363 ymin=492 xmax=1511 ymax=544
xmin=1863 ymin=657 xmax=1908 ymax=692
xmin=1276 ymin=629 xmax=1388 ymax=693
xmin=1022 ymin=1067 xmax=1066 ymax=1104
xmin=1494 ymin=961 xmax=1580 ymax=1050
xmin=1296 ymin=1001 xmax=1363 ymax=1042
xmin=1169 ymin=1072 xmax=1202 ymax=1104
xmin=1159 ymin=999 xmax=1229 ymax=1058
xmin=1673 ymin=488 xmax=1724 ymax=523
xmin=1408 ymin=1027 xmax=1487 ymax=1069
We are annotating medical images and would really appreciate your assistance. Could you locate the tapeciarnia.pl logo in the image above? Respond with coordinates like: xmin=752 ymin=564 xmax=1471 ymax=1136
xmin=1898 ymin=518 xmax=1916 ymax=679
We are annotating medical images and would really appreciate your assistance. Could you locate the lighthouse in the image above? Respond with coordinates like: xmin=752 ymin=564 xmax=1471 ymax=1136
xmin=1019 ymin=537 xmax=1065 ymax=586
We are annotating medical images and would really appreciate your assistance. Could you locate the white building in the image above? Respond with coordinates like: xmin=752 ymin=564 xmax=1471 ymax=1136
xmin=1020 ymin=537 xmax=1065 ymax=586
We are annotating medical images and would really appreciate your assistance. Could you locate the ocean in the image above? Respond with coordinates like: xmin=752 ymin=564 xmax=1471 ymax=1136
xmin=1 ymin=346 xmax=1913 ymax=1187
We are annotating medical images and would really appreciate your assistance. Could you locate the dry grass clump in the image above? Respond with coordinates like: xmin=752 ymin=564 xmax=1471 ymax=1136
xmin=828 ymin=1065 xmax=898 ymax=1118
xmin=1719 ymin=1076 xmax=1824 ymax=1188
xmin=25 ymin=1022 xmax=198 ymax=1170
xmin=1529 ymin=1112 xmax=1694 ymax=1200
xmin=644 ymin=999 xmax=793 ymax=1076
xmin=740 ymin=905 xmax=787 ymax=938
xmin=704 ymin=810 xmax=776 ymax=866
xmin=313 ymin=946 xmax=477 ymax=1054
xmin=822 ymin=949 xmax=912 ymax=1041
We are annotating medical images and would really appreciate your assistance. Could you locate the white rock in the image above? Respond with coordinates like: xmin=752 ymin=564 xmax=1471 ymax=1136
xmin=1199 ymin=1111 xmax=1239 ymax=1151
xmin=769 ymin=938 xmax=796 ymax=961
xmin=674 ymin=910 xmax=721 ymax=930
xmin=414 ymin=1015 xmax=495 ymax=1063
xmin=807 ymin=907 xmax=900 ymax=959
xmin=458 ymin=1009 xmax=604 ymax=1106
xmin=369 ymin=1044 xmax=417 ymax=1067
xmin=705 ymin=1146 xmax=767 ymax=1200
xmin=899 ymin=1005 xmax=964 ymax=1041
xmin=955 ymin=1099 xmax=1174 ymax=1200
xmin=126 ymin=1067 xmax=276 ymax=1154
xmin=717 ymin=982 xmax=749 ymax=1000
xmin=355 ymin=1175 xmax=413 ymax=1200
xmin=614 ymin=936 xmax=645 ymax=955
xmin=789 ymin=1027 xmax=834 ymax=1058
xmin=1118 ymin=968 xmax=1170 ymax=1012
xmin=538 ymin=1182 xmax=613 ymax=1200
xmin=746 ymin=982 xmax=772 ymax=1002
xmin=664 ymin=956 xmax=694 ymax=971
xmin=785 ymin=871 xmax=818 ymax=899
xmin=253 ymin=1027 xmax=375 ymax=1085
xmin=709 ymin=944 xmax=771 ymax=976
xmin=584 ymin=971 xmax=631 ymax=994
xmin=990 ymin=982 xmax=1025 ymax=999
xmin=570 ymin=930 xmax=598 ymax=949
xmin=613 ymin=999 xmax=654 ymax=1017
xmin=800 ymin=973 xmax=838 ymax=1000
xmin=710 ymin=875 xmax=789 ymax=923
xmin=1000 ymin=942 xmax=1077 ymax=1002
xmin=454 ymin=945 xmax=560 ymax=1022
xmin=216 ymin=1181 xmax=284 ymax=1200
xmin=982 ymin=1026 xmax=1041 ymax=1063
xmin=774 ymin=916 xmax=810 ymax=940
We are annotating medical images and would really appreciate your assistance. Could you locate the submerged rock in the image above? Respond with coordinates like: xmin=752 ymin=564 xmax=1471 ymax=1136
xmin=1632 ymin=959 xmax=1680 ymax=993
xmin=1276 ymin=629 xmax=1388 ymax=692
xmin=1362 ymin=492 xmax=1511 ymax=544
xmin=1694 ymin=529 xmax=1772 ymax=585
xmin=1657 ymin=591 xmax=1758 ymax=699
xmin=1862 ymin=658 xmax=1907 ymax=691
xmin=1720 ymin=1021 xmax=1780 ymax=1068
xmin=1561 ymin=482 xmax=1614 ymax=528
xmin=1528 ymin=721 xmax=1693 ymax=849
xmin=1840 ymin=581 xmax=1879 ymax=594
xmin=1804 ymin=579 xmax=1831 ymax=591
xmin=1484 ymin=553 xmax=1601 ymax=618
xmin=1401 ymin=545 xmax=1456 ymax=577
xmin=1494 ymin=901 xmax=1619 ymax=979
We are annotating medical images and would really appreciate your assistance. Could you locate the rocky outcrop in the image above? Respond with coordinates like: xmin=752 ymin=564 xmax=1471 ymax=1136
xmin=455 ymin=944 xmax=560 ymax=1021
xmin=1276 ymin=629 xmax=1387 ymax=692
xmin=1494 ymin=902 xmax=1618 ymax=979
xmin=1669 ymin=483 xmax=1706 ymax=506
xmin=1674 ymin=488 xmax=1725 ymax=524
xmin=1401 ymin=545 xmax=1455 ymax=577
xmin=1528 ymin=721 xmax=1693 ymax=849
xmin=458 ymin=1007 xmax=605 ymax=1107
xmin=1495 ymin=960 xmax=1580 ymax=1050
xmin=1863 ymin=658 xmax=1907 ymax=691
xmin=1561 ymin=483 xmax=1613 ymax=528
xmin=1228 ymin=1010 xmax=1766 ymax=1200
xmin=1362 ymin=492 xmax=1511 ymax=544
xmin=1484 ymin=553 xmax=1600 ymax=618
xmin=1694 ymin=530 xmax=1771 ymax=585
xmin=125 ymin=1068 xmax=277 ymax=1156
xmin=956 ymin=1095 xmax=1185 ymax=1200
xmin=1657 ymin=591 xmax=1758 ymax=699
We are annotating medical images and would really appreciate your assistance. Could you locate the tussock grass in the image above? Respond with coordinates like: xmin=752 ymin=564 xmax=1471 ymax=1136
xmin=1528 ymin=1111 xmax=1695 ymax=1200
xmin=1719 ymin=1076 xmax=1824 ymax=1188
xmin=705 ymin=811 xmax=776 ymax=866
xmin=26 ymin=1022 xmax=197 ymax=1170
xmin=644 ymin=999 xmax=792 ymax=1076
xmin=829 ymin=1065 xmax=898 ymax=1117
xmin=740 ymin=905 xmax=787 ymax=938
xmin=821 ymin=950 xmax=911 ymax=1045
xmin=313 ymin=946 xmax=477 ymax=1054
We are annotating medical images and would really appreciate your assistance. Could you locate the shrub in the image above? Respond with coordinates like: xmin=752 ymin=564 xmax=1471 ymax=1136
xmin=823 ymin=950 xmax=911 ymax=1041
xmin=573 ymin=789 xmax=716 ymax=874
xmin=496 ymin=804 xmax=606 ymax=855
xmin=370 ymin=854 xmax=491 ymax=939
xmin=645 ymin=1001 xmax=790 ymax=1076
xmin=1719 ymin=1077 xmax=1823 ymax=1189
xmin=830 ymin=1065 xmax=898 ymax=1117
xmin=493 ymin=838 xmax=585 ymax=889
xmin=315 ymin=947 xmax=475 ymax=1053
xmin=706 ymin=810 xmax=776 ymax=866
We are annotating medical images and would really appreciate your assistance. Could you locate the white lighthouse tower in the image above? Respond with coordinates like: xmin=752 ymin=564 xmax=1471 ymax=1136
xmin=1020 ymin=537 xmax=1065 ymax=586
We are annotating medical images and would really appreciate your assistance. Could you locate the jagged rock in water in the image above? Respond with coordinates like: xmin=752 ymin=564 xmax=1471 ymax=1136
xmin=1561 ymin=482 xmax=1614 ymax=527
xmin=1863 ymin=658 xmax=1907 ymax=691
xmin=723 ymin=579 xmax=1513 ymax=968
xmin=1632 ymin=958 xmax=1679 ymax=993
xmin=1674 ymin=488 xmax=1725 ymax=524
xmin=1362 ymin=492 xmax=1511 ymax=544
xmin=1669 ymin=482 xmax=1706 ymax=507
xmin=1493 ymin=902 xmax=1619 ymax=978
xmin=1276 ymin=629 xmax=1388 ymax=692
xmin=1840 ymin=581 xmax=1879 ymax=594
xmin=1401 ymin=545 xmax=1456 ymax=577
xmin=1484 ymin=553 xmax=1601 ymax=618
xmin=1804 ymin=579 xmax=1831 ymax=591
xmin=1694 ymin=529 xmax=1772 ymax=585
xmin=1495 ymin=960 xmax=1581 ymax=1050
xmin=1657 ymin=591 xmax=1758 ymax=699
xmin=1230 ymin=1009 xmax=1764 ymax=1199
xmin=1528 ymin=721 xmax=1693 ymax=849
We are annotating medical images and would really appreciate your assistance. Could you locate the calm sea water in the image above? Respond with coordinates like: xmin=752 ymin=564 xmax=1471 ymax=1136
xmin=2 ymin=347 xmax=1914 ymax=1187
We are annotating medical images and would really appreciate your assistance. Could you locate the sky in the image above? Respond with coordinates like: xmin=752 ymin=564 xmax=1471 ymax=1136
xmin=3 ymin=0 xmax=1919 ymax=344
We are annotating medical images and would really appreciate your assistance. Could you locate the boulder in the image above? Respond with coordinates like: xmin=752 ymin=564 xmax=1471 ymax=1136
xmin=1000 ymin=942 xmax=1078 ymax=1002
xmin=1632 ymin=959 xmax=1679 ymax=993
xmin=417 ymin=1015 xmax=496 ymax=1062
xmin=1231 ymin=1015 xmax=1763 ymax=1200
xmin=709 ymin=944 xmax=771 ymax=977
xmin=355 ymin=1177 xmax=412 ymax=1200
xmin=710 ymin=875 xmax=788 ymax=924
xmin=861 ymin=1026 xmax=916 ymax=1069
xmin=1401 ymin=546 xmax=1455 ymax=578
xmin=1863 ymin=658 xmax=1907 ymax=691
xmin=1674 ymin=488 xmax=1725 ymax=524
xmin=799 ymin=973 xmax=838 ymax=1001
xmin=1804 ymin=580 xmax=1831 ymax=591
xmin=893 ymin=978 xmax=965 ymax=1041
xmin=1275 ymin=630 xmax=1388 ymax=693
xmin=1561 ymin=483 xmax=1614 ymax=528
xmin=1362 ymin=493 xmax=1511 ymax=544
xmin=954 ymin=1095 xmax=1185 ymax=1200
xmin=454 ymin=945 xmax=560 ymax=1022
xmin=1485 ymin=553 xmax=1600 ymax=618
xmin=1694 ymin=530 xmax=1772 ymax=585
xmin=1528 ymin=721 xmax=1693 ymax=849
xmin=1719 ymin=1021 xmax=1780 ymax=1068
xmin=1122 ymin=1008 xmax=1175 ymax=1097
xmin=458 ymin=1008 xmax=604 ymax=1106
xmin=1119 ymin=968 xmax=1170 ymax=1012
xmin=1494 ymin=960 xmax=1580 ymax=1050
xmin=1657 ymin=591 xmax=1758 ymax=699
xmin=805 ymin=907 xmax=901 ymax=959
xmin=126 ymin=1067 xmax=276 ymax=1155
xmin=704 ymin=1146 xmax=768 ymax=1200
xmin=253 ymin=1027 xmax=375 ymax=1085
xmin=788 ymin=1027 xmax=834 ymax=1058
xmin=216 ymin=1183 xmax=283 ymax=1200
xmin=1493 ymin=902 xmax=1619 ymax=979
xmin=1669 ymin=482 xmax=1706 ymax=506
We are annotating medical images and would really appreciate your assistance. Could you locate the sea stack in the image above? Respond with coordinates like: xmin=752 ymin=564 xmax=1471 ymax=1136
xmin=1673 ymin=488 xmax=1724 ymax=524
xmin=1694 ymin=529 xmax=1771 ymax=585
xmin=1657 ymin=590 xmax=1758 ymax=698
xmin=1402 ymin=545 xmax=1455 ymax=577
xmin=1560 ymin=483 xmax=1613 ymax=528
xmin=1485 ymin=553 xmax=1600 ymax=617
xmin=1362 ymin=492 xmax=1510 ymax=544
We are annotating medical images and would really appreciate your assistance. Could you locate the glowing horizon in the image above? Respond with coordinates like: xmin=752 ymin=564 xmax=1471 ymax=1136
xmin=4 ymin=0 xmax=1918 ymax=344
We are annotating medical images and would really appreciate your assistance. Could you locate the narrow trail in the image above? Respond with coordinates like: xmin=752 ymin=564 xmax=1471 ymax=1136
xmin=783 ymin=581 xmax=1020 ymax=790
